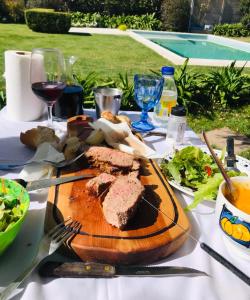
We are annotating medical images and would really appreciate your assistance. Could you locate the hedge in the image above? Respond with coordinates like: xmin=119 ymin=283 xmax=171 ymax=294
xmin=25 ymin=8 xmax=71 ymax=33
xmin=213 ymin=23 xmax=250 ymax=37
xmin=67 ymin=0 xmax=161 ymax=16
xmin=71 ymin=12 xmax=162 ymax=30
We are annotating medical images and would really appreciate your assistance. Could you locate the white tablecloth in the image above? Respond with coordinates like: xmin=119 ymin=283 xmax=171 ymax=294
xmin=0 ymin=109 xmax=249 ymax=300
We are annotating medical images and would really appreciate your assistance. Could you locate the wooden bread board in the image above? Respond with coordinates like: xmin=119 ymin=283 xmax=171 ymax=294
xmin=45 ymin=159 xmax=190 ymax=264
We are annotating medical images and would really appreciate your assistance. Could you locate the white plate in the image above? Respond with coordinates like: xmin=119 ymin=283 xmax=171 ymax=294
xmin=161 ymin=147 xmax=250 ymax=197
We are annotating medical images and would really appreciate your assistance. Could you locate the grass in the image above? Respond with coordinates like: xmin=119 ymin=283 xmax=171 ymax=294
xmin=188 ymin=106 xmax=250 ymax=158
xmin=234 ymin=36 xmax=250 ymax=43
xmin=0 ymin=24 xmax=168 ymax=88
xmin=188 ymin=106 xmax=250 ymax=138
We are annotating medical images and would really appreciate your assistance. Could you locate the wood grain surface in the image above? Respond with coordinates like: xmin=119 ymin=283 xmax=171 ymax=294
xmin=46 ymin=159 xmax=190 ymax=264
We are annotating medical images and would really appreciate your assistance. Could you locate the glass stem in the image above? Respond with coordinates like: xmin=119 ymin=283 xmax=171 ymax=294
xmin=47 ymin=104 xmax=53 ymax=127
xmin=140 ymin=108 xmax=148 ymax=123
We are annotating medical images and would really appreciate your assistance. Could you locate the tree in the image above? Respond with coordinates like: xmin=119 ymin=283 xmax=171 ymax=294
xmin=240 ymin=0 xmax=250 ymax=16
xmin=161 ymin=0 xmax=190 ymax=32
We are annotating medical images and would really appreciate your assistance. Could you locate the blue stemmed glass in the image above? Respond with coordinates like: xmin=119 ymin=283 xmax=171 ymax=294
xmin=132 ymin=74 xmax=164 ymax=132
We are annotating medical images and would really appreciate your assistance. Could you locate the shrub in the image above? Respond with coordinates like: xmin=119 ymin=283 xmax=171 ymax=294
xmin=67 ymin=0 xmax=161 ymax=16
xmin=212 ymin=23 xmax=250 ymax=37
xmin=241 ymin=14 xmax=250 ymax=30
xmin=203 ymin=62 xmax=250 ymax=108
xmin=160 ymin=0 xmax=190 ymax=32
xmin=76 ymin=72 xmax=136 ymax=110
xmin=0 ymin=0 xmax=25 ymax=23
xmin=26 ymin=0 xmax=68 ymax=11
xmin=118 ymin=24 xmax=127 ymax=31
xmin=71 ymin=12 xmax=101 ymax=27
xmin=0 ymin=90 xmax=6 ymax=109
xmin=25 ymin=8 xmax=71 ymax=33
xmin=0 ymin=1 xmax=8 ymax=22
xmin=174 ymin=59 xmax=209 ymax=114
xmin=240 ymin=0 xmax=250 ymax=17
xmin=71 ymin=12 xmax=162 ymax=30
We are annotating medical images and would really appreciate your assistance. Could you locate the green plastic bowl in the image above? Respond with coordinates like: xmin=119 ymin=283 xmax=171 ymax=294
xmin=0 ymin=178 xmax=30 ymax=256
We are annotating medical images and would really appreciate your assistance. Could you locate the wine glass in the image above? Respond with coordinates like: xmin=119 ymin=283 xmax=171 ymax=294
xmin=132 ymin=75 xmax=164 ymax=132
xmin=30 ymin=48 xmax=66 ymax=127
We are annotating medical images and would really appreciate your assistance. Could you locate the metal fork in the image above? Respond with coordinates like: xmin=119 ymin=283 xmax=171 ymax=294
xmin=0 ymin=151 xmax=85 ymax=170
xmin=0 ymin=218 xmax=81 ymax=300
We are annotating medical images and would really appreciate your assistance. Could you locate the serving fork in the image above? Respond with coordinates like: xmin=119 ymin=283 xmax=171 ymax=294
xmin=0 ymin=218 xmax=81 ymax=300
xmin=0 ymin=151 xmax=85 ymax=170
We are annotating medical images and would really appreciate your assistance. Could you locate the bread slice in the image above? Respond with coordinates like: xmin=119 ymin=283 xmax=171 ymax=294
xmin=20 ymin=126 xmax=60 ymax=149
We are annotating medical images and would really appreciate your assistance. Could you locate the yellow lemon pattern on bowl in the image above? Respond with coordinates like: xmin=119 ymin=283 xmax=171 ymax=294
xmin=219 ymin=205 xmax=250 ymax=248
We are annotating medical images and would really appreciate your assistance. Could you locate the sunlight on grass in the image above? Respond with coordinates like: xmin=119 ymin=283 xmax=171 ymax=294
xmin=0 ymin=24 xmax=168 ymax=88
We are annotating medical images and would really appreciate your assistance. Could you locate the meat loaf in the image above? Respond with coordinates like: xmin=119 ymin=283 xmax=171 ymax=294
xmin=86 ymin=173 xmax=116 ymax=196
xmin=85 ymin=146 xmax=140 ymax=175
xmin=102 ymin=176 xmax=144 ymax=229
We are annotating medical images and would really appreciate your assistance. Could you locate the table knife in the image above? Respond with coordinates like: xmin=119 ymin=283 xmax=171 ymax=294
xmin=17 ymin=174 xmax=95 ymax=192
xmin=225 ymin=137 xmax=239 ymax=172
xmin=39 ymin=262 xmax=208 ymax=278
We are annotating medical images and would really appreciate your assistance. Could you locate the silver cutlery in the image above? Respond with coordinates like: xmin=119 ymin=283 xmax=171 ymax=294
xmin=0 ymin=152 xmax=86 ymax=170
xmin=225 ymin=137 xmax=240 ymax=172
xmin=0 ymin=218 xmax=81 ymax=300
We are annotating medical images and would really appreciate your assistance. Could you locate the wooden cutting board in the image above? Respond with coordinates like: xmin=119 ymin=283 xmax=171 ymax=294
xmin=45 ymin=159 xmax=190 ymax=264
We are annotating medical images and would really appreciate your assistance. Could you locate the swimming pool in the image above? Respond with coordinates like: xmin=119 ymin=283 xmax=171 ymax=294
xmin=129 ymin=31 xmax=250 ymax=67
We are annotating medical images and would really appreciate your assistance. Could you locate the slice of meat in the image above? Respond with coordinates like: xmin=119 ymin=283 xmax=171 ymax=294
xmin=85 ymin=146 xmax=138 ymax=174
xmin=132 ymin=160 xmax=140 ymax=171
xmin=102 ymin=176 xmax=144 ymax=229
xmin=86 ymin=173 xmax=116 ymax=196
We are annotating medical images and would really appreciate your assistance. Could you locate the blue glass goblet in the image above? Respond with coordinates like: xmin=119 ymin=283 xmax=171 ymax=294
xmin=132 ymin=74 xmax=164 ymax=132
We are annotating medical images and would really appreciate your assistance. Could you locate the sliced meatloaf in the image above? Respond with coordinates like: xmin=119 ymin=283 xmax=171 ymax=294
xmin=85 ymin=146 xmax=140 ymax=175
xmin=86 ymin=173 xmax=116 ymax=196
xmin=102 ymin=176 xmax=144 ymax=229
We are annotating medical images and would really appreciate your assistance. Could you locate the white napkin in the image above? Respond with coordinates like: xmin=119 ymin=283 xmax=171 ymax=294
xmin=90 ymin=118 xmax=157 ymax=159
xmin=19 ymin=142 xmax=65 ymax=181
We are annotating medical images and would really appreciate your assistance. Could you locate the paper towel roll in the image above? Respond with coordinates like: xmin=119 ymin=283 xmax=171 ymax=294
xmin=5 ymin=50 xmax=46 ymax=122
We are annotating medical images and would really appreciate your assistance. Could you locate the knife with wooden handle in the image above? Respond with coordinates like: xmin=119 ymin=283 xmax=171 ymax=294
xmin=39 ymin=262 xmax=208 ymax=278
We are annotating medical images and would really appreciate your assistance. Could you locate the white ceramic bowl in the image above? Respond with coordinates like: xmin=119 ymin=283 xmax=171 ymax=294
xmin=215 ymin=176 xmax=250 ymax=260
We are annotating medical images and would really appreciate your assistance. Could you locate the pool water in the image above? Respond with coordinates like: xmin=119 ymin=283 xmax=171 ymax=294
xmin=151 ymin=39 xmax=250 ymax=60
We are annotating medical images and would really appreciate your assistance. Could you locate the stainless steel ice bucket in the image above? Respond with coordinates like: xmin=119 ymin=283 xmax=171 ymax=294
xmin=93 ymin=87 xmax=123 ymax=119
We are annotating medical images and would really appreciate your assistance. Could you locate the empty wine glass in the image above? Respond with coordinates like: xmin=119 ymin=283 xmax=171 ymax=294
xmin=30 ymin=48 xmax=66 ymax=127
xmin=132 ymin=74 xmax=164 ymax=132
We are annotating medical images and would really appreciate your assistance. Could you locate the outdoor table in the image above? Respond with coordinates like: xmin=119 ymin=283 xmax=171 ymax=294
xmin=0 ymin=108 xmax=249 ymax=300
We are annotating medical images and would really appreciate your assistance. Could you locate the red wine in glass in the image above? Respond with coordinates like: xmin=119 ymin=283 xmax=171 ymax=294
xmin=30 ymin=48 xmax=66 ymax=127
xmin=32 ymin=81 xmax=66 ymax=104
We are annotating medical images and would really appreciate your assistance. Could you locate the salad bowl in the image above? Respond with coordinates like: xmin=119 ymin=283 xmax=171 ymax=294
xmin=0 ymin=178 xmax=30 ymax=255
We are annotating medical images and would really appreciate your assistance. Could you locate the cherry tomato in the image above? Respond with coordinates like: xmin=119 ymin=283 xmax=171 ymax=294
xmin=204 ymin=165 xmax=212 ymax=176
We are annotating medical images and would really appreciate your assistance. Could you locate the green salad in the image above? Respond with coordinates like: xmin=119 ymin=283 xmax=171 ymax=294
xmin=0 ymin=192 xmax=26 ymax=232
xmin=160 ymin=146 xmax=243 ymax=211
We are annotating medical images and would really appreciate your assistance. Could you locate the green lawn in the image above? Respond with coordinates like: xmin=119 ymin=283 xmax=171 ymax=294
xmin=0 ymin=24 xmax=169 ymax=88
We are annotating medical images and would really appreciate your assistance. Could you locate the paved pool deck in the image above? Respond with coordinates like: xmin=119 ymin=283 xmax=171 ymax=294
xmin=69 ymin=27 xmax=250 ymax=67
xmin=69 ymin=27 xmax=127 ymax=35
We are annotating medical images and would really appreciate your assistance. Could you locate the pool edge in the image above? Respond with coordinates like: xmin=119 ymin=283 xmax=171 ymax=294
xmin=128 ymin=30 xmax=250 ymax=67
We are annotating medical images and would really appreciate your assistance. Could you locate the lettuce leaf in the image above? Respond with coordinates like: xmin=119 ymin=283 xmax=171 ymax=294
xmin=185 ymin=170 xmax=247 ymax=211
xmin=185 ymin=173 xmax=223 ymax=211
